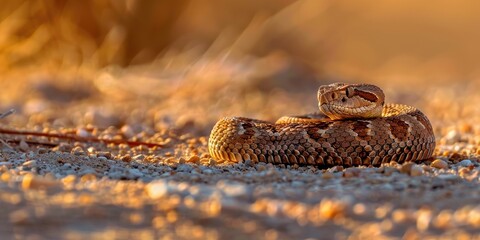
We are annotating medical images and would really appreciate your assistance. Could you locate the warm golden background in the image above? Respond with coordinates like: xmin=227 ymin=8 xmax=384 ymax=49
xmin=0 ymin=0 xmax=479 ymax=131
xmin=2 ymin=0 xmax=480 ymax=79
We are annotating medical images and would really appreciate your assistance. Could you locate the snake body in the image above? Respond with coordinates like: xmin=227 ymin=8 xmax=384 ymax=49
xmin=208 ymin=83 xmax=435 ymax=167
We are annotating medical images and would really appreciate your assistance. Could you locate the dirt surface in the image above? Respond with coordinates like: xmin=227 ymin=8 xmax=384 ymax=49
xmin=0 ymin=58 xmax=479 ymax=239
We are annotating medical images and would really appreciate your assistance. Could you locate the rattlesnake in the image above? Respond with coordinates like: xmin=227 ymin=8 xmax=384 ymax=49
xmin=208 ymin=83 xmax=435 ymax=167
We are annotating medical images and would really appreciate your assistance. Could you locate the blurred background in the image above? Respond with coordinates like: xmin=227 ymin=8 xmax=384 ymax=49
xmin=0 ymin=0 xmax=479 ymax=132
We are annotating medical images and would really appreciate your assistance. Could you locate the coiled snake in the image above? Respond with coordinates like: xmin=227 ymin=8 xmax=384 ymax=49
xmin=208 ymin=83 xmax=435 ymax=167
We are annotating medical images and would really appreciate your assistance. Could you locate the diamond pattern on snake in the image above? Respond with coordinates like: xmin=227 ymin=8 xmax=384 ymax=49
xmin=208 ymin=83 xmax=436 ymax=168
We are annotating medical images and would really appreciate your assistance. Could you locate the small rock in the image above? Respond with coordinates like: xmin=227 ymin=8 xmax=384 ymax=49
xmin=431 ymin=159 xmax=449 ymax=169
xmin=121 ymin=125 xmax=135 ymax=139
xmin=54 ymin=143 xmax=73 ymax=152
xmin=458 ymin=159 xmax=473 ymax=167
xmin=400 ymin=162 xmax=415 ymax=175
xmin=22 ymin=160 xmax=37 ymax=168
xmin=256 ymin=164 xmax=267 ymax=171
xmin=97 ymin=152 xmax=112 ymax=159
xmin=87 ymin=147 xmax=96 ymax=153
xmin=422 ymin=165 xmax=433 ymax=172
xmin=76 ymin=128 xmax=91 ymax=138
xmin=71 ymin=146 xmax=85 ymax=156
xmin=19 ymin=141 xmax=29 ymax=152
xmin=322 ymin=172 xmax=335 ymax=179
xmin=343 ymin=168 xmax=360 ymax=178
xmin=133 ymin=154 xmax=145 ymax=161
xmin=121 ymin=155 xmax=132 ymax=162
xmin=208 ymin=158 xmax=217 ymax=166
xmin=188 ymin=155 xmax=200 ymax=163
xmin=458 ymin=167 xmax=471 ymax=178
xmin=36 ymin=148 xmax=48 ymax=154
xmin=410 ymin=165 xmax=423 ymax=176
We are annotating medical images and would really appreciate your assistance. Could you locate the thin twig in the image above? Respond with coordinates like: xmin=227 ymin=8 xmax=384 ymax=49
xmin=0 ymin=127 xmax=165 ymax=148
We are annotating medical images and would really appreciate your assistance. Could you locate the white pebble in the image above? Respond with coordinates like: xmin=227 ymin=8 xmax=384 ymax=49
xmin=76 ymin=128 xmax=91 ymax=138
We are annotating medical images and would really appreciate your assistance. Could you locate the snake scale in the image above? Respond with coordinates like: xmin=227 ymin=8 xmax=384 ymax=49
xmin=208 ymin=83 xmax=435 ymax=167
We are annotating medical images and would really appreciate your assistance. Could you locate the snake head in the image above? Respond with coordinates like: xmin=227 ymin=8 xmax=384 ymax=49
xmin=317 ymin=83 xmax=385 ymax=120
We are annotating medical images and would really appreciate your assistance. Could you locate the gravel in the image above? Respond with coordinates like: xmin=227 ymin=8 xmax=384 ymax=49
xmin=0 ymin=62 xmax=479 ymax=239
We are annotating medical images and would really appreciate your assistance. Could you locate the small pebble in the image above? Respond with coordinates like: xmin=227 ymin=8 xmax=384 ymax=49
xmin=410 ymin=165 xmax=423 ymax=176
xmin=458 ymin=167 xmax=471 ymax=178
xmin=133 ymin=154 xmax=145 ymax=161
xmin=431 ymin=159 xmax=448 ymax=169
xmin=22 ymin=160 xmax=37 ymax=168
xmin=36 ymin=148 xmax=48 ymax=154
xmin=76 ymin=128 xmax=91 ymax=138
xmin=19 ymin=141 xmax=29 ymax=152
xmin=121 ymin=155 xmax=132 ymax=162
xmin=97 ymin=152 xmax=112 ymax=159
xmin=121 ymin=125 xmax=135 ymax=139
xmin=208 ymin=158 xmax=217 ymax=166
xmin=400 ymin=162 xmax=415 ymax=175
xmin=188 ymin=155 xmax=200 ymax=163
xmin=343 ymin=168 xmax=360 ymax=178
xmin=458 ymin=159 xmax=473 ymax=167
xmin=71 ymin=146 xmax=85 ymax=156
xmin=322 ymin=172 xmax=335 ymax=179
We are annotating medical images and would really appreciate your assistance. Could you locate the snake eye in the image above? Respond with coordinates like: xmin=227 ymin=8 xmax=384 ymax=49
xmin=345 ymin=87 xmax=355 ymax=98
xmin=330 ymin=92 xmax=338 ymax=100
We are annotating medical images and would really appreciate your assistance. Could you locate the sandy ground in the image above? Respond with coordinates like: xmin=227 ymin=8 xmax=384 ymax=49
xmin=0 ymin=58 xmax=479 ymax=239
